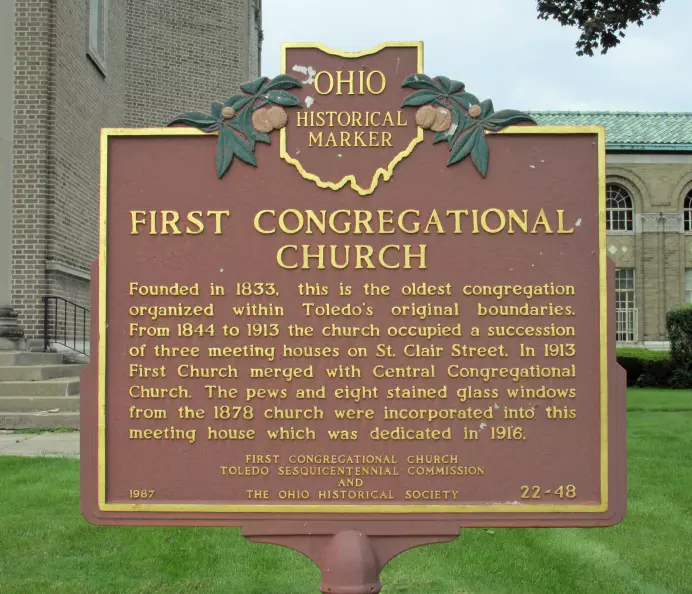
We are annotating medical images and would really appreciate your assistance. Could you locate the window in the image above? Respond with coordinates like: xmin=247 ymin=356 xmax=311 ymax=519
xmin=686 ymin=269 xmax=692 ymax=304
xmin=615 ymin=268 xmax=636 ymax=342
xmin=606 ymin=183 xmax=633 ymax=232
xmin=88 ymin=0 xmax=106 ymax=71
xmin=684 ymin=191 xmax=692 ymax=232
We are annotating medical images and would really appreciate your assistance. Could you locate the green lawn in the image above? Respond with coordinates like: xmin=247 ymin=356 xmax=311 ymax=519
xmin=627 ymin=388 xmax=692 ymax=411
xmin=1 ymin=395 xmax=691 ymax=593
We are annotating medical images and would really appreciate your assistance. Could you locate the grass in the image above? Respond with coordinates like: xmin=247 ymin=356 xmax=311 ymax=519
xmin=1 ymin=393 xmax=691 ymax=593
xmin=627 ymin=388 xmax=692 ymax=411
xmin=2 ymin=427 xmax=79 ymax=435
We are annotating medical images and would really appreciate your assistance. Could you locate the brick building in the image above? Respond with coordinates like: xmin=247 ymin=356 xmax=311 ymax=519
xmin=0 ymin=0 xmax=262 ymax=350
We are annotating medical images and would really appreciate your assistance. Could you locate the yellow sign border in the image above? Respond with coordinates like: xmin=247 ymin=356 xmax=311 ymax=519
xmin=279 ymin=41 xmax=425 ymax=196
xmin=98 ymin=125 xmax=608 ymax=514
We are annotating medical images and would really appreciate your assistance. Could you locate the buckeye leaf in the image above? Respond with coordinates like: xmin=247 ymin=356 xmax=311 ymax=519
xmin=226 ymin=126 xmax=257 ymax=167
xmin=168 ymin=112 xmax=218 ymax=130
xmin=229 ymin=119 xmax=244 ymax=134
xmin=402 ymin=90 xmax=439 ymax=107
xmin=480 ymin=99 xmax=494 ymax=119
xmin=266 ymin=90 xmax=301 ymax=107
xmin=447 ymin=79 xmax=466 ymax=94
xmin=471 ymin=132 xmax=490 ymax=177
xmin=231 ymin=96 xmax=253 ymax=112
xmin=484 ymin=109 xmax=536 ymax=130
xmin=255 ymin=132 xmax=271 ymax=144
xmin=401 ymin=73 xmax=441 ymax=91
xmin=449 ymin=91 xmax=480 ymax=111
xmin=433 ymin=106 xmax=461 ymax=144
xmin=224 ymin=94 xmax=245 ymax=107
xmin=233 ymin=105 xmax=261 ymax=150
xmin=456 ymin=117 xmax=479 ymax=143
xmin=211 ymin=101 xmax=223 ymax=119
xmin=216 ymin=126 xmax=235 ymax=178
xmin=264 ymin=74 xmax=303 ymax=91
xmin=436 ymin=75 xmax=453 ymax=93
xmin=441 ymin=114 xmax=477 ymax=147
xmin=448 ymin=126 xmax=480 ymax=166
xmin=240 ymin=76 xmax=269 ymax=95
xmin=436 ymin=76 xmax=465 ymax=95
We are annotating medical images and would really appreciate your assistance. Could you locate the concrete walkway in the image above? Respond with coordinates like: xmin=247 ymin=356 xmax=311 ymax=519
xmin=0 ymin=430 xmax=79 ymax=457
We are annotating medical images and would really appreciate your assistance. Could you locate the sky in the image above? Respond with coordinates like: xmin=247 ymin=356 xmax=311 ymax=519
xmin=262 ymin=0 xmax=692 ymax=112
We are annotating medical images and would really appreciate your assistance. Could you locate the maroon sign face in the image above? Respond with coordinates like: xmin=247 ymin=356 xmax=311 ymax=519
xmin=81 ymin=43 xmax=625 ymax=536
xmin=279 ymin=43 xmax=423 ymax=194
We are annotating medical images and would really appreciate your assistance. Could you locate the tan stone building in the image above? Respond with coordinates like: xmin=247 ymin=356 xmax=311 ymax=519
xmin=0 ymin=0 xmax=262 ymax=351
xmin=533 ymin=112 xmax=692 ymax=349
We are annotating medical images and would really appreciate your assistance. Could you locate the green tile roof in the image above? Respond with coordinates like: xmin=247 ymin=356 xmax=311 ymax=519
xmin=530 ymin=112 xmax=692 ymax=152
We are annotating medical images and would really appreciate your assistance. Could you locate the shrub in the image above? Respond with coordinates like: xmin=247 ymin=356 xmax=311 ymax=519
xmin=666 ymin=306 xmax=692 ymax=369
xmin=668 ymin=368 xmax=692 ymax=389
xmin=665 ymin=306 xmax=692 ymax=388
xmin=616 ymin=348 xmax=671 ymax=387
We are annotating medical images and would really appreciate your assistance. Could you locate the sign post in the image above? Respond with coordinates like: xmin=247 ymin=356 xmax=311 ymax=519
xmin=82 ymin=42 xmax=626 ymax=593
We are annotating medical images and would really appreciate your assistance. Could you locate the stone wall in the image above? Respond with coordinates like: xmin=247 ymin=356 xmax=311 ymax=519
xmin=605 ymin=156 xmax=692 ymax=344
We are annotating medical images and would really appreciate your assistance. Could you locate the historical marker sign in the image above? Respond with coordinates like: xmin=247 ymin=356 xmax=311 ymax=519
xmin=82 ymin=42 xmax=626 ymax=592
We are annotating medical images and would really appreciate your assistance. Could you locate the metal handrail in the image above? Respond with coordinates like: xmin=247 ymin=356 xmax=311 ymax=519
xmin=42 ymin=296 xmax=90 ymax=356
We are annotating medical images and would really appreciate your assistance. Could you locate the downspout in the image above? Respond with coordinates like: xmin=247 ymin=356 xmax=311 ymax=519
xmin=658 ymin=212 xmax=666 ymax=341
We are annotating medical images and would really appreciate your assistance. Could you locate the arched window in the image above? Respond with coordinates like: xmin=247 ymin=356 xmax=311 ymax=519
xmin=684 ymin=190 xmax=692 ymax=232
xmin=606 ymin=183 xmax=633 ymax=232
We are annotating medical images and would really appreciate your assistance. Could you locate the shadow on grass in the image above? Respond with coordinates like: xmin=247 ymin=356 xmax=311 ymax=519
xmin=1 ymin=410 xmax=691 ymax=593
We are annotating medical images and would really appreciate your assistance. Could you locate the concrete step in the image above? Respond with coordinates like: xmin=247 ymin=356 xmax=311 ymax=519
xmin=0 ymin=352 xmax=67 ymax=366
xmin=0 ymin=411 xmax=79 ymax=430
xmin=0 ymin=377 xmax=80 ymax=397
xmin=0 ymin=364 xmax=84 ymax=382
xmin=0 ymin=396 xmax=80 ymax=412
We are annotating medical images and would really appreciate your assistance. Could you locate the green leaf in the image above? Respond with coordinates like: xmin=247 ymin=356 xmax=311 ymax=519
xmin=433 ymin=105 xmax=461 ymax=144
xmin=216 ymin=127 xmax=235 ymax=178
xmin=226 ymin=124 xmax=257 ymax=167
xmin=471 ymin=131 xmax=490 ymax=177
xmin=224 ymin=94 xmax=245 ymax=107
xmin=402 ymin=90 xmax=439 ymax=107
xmin=480 ymin=99 xmax=494 ymax=119
xmin=231 ymin=96 xmax=253 ymax=112
xmin=435 ymin=76 xmax=453 ymax=93
xmin=230 ymin=111 xmax=270 ymax=152
xmin=168 ymin=112 xmax=218 ymax=131
xmin=449 ymin=92 xmax=480 ymax=111
xmin=216 ymin=126 xmax=257 ymax=177
xmin=401 ymin=73 xmax=441 ymax=91
xmin=448 ymin=126 xmax=480 ymax=166
xmin=434 ymin=105 xmax=480 ymax=147
xmin=266 ymin=90 xmax=301 ymax=107
xmin=447 ymin=79 xmax=466 ymax=94
xmin=484 ymin=109 xmax=536 ymax=130
xmin=447 ymin=113 xmax=478 ymax=146
xmin=240 ymin=77 xmax=269 ymax=95
xmin=211 ymin=102 xmax=223 ymax=119
xmin=264 ymin=74 xmax=303 ymax=91
xmin=228 ymin=119 xmax=244 ymax=134
xmin=436 ymin=76 xmax=465 ymax=95
xmin=232 ymin=105 xmax=258 ymax=149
